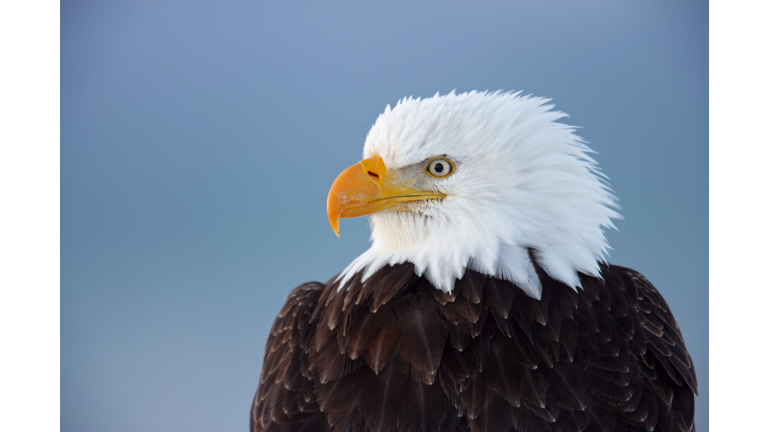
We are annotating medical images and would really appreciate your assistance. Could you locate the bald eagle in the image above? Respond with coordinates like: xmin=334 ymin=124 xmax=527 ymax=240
xmin=251 ymin=91 xmax=697 ymax=432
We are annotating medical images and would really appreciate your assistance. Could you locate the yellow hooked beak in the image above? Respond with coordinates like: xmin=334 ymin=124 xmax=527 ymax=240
xmin=327 ymin=155 xmax=444 ymax=236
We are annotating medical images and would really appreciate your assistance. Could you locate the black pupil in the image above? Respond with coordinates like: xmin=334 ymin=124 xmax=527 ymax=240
xmin=434 ymin=163 xmax=444 ymax=173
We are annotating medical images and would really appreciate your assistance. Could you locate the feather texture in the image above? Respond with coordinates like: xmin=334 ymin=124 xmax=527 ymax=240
xmin=251 ymin=261 xmax=696 ymax=432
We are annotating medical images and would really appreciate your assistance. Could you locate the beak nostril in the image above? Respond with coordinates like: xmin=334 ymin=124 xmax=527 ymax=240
xmin=367 ymin=171 xmax=380 ymax=179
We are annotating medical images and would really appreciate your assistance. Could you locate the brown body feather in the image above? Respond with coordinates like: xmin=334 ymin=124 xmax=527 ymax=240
xmin=251 ymin=258 xmax=696 ymax=432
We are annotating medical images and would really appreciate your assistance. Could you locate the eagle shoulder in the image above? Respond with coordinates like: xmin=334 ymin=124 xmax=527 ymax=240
xmin=251 ymin=282 xmax=324 ymax=432
xmin=252 ymin=263 xmax=697 ymax=432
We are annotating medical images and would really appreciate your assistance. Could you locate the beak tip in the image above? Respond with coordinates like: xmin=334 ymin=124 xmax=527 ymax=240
xmin=329 ymin=215 xmax=341 ymax=237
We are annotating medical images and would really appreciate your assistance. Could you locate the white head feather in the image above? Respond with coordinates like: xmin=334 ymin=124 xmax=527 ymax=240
xmin=336 ymin=90 xmax=620 ymax=299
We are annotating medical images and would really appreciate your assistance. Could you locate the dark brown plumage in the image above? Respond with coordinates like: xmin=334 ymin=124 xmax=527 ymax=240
xmin=251 ymin=255 xmax=696 ymax=432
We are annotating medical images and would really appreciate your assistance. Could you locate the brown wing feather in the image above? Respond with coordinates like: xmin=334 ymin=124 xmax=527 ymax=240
xmin=251 ymin=283 xmax=324 ymax=432
xmin=252 ymin=261 xmax=696 ymax=432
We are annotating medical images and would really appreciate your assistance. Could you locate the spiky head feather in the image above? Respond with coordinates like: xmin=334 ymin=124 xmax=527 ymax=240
xmin=337 ymin=91 xmax=620 ymax=299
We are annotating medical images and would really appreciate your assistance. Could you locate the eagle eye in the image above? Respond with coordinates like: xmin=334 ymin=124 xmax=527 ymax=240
xmin=426 ymin=158 xmax=454 ymax=178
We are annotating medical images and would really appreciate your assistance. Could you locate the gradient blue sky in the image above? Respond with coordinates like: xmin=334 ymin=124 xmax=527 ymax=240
xmin=61 ymin=2 xmax=708 ymax=431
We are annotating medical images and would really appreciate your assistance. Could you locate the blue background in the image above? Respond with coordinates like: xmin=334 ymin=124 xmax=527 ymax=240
xmin=61 ymin=2 xmax=708 ymax=431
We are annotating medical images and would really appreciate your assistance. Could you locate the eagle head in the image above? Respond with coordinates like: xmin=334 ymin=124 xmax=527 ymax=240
xmin=327 ymin=91 xmax=620 ymax=299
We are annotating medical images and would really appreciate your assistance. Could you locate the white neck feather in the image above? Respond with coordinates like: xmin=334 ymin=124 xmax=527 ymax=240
xmin=336 ymin=91 xmax=620 ymax=300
